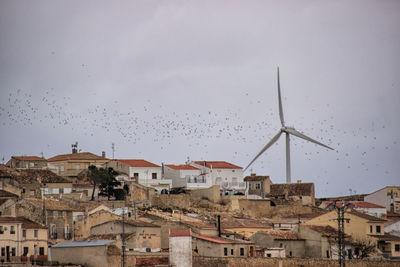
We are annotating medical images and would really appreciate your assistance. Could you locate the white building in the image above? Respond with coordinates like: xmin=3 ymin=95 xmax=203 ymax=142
xmin=364 ymin=186 xmax=400 ymax=213
xmin=105 ymin=159 xmax=172 ymax=193
xmin=190 ymin=161 xmax=245 ymax=195
xmin=164 ymin=164 xmax=210 ymax=189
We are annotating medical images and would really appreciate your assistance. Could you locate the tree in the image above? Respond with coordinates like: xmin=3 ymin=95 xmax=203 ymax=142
xmin=352 ymin=240 xmax=376 ymax=259
xmin=98 ymin=167 xmax=121 ymax=200
xmin=87 ymin=165 xmax=108 ymax=201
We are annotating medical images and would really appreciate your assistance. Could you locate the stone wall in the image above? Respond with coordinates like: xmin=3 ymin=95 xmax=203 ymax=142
xmin=193 ymin=257 xmax=400 ymax=267
xmin=190 ymin=185 xmax=221 ymax=203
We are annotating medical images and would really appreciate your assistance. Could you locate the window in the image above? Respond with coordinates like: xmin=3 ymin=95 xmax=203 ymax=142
xmin=10 ymin=226 xmax=15 ymax=234
xmin=11 ymin=247 xmax=16 ymax=256
xmin=395 ymin=244 xmax=400 ymax=252
xmin=152 ymin=173 xmax=157 ymax=179
xmin=231 ymin=249 xmax=234 ymax=255
xmin=134 ymin=173 xmax=139 ymax=179
xmin=30 ymin=162 xmax=34 ymax=168
xmin=248 ymin=184 xmax=252 ymax=189
xmin=224 ymin=247 xmax=228 ymax=256
xmin=255 ymin=183 xmax=261 ymax=190
xmin=23 ymin=229 xmax=26 ymax=238
xmin=0 ymin=226 xmax=3 ymax=234
xmin=326 ymin=250 xmax=330 ymax=258
xmin=34 ymin=229 xmax=38 ymax=238
xmin=376 ymin=225 xmax=381 ymax=233
xmin=289 ymin=251 xmax=292 ymax=257
xmin=39 ymin=247 xmax=44 ymax=255
xmin=1 ymin=247 xmax=4 ymax=256
xmin=60 ymin=165 xmax=64 ymax=172
xmin=370 ymin=225 xmax=373 ymax=233
xmin=30 ymin=190 xmax=35 ymax=196
xmin=240 ymin=247 xmax=244 ymax=256
xmin=23 ymin=247 xmax=28 ymax=256
xmin=75 ymin=164 xmax=80 ymax=170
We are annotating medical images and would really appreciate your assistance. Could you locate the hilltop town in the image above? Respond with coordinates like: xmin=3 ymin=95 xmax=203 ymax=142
xmin=0 ymin=150 xmax=399 ymax=267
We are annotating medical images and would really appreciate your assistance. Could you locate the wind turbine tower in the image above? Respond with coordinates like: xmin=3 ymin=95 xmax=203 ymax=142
xmin=245 ymin=68 xmax=334 ymax=183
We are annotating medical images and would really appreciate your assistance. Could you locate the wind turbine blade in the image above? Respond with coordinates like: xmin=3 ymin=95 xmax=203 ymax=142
xmin=285 ymin=128 xmax=334 ymax=150
xmin=277 ymin=67 xmax=285 ymax=127
xmin=244 ymin=131 xmax=282 ymax=171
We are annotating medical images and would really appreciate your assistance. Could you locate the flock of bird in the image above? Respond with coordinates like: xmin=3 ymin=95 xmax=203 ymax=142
xmin=0 ymin=87 xmax=397 ymax=196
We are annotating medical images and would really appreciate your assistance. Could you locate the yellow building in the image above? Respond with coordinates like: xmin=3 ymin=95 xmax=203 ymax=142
xmin=306 ymin=209 xmax=400 ymax=259
xmin=0 ymin=217 xmax=48 ymax=263
xmin=47 ymin=152 xmax=109 ymax=179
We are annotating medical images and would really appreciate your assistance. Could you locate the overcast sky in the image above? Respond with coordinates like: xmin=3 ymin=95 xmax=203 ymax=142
xmin=1 ymin=0 xmax=399 ymax=197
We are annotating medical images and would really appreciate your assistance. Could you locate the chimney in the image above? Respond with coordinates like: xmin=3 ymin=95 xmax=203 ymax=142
xmin=217 ymin=215 xmax=221 ymax=237
xmin=162 ymin=163 xmax=164 ymax=178
xmin=102 ymin=151 xmax=106 ymax=158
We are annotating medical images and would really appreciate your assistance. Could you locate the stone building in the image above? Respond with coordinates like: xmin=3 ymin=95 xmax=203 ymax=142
xmin=244 ymin=174 xmax=272 ymax=198
xmin=6 ymin=156 xmax=47 ymax=169
xmin=268 ymin=182 xmax=315 ymax=205
xmin=192 ymin=233 xmax=255 ymax=257
xmin=169 ymin=229 xmax=192 ymax=267
xmin=90 ymin=220 xmax=161 ymax=252
xmin=250 ymin=229 xmax=305 ymax=258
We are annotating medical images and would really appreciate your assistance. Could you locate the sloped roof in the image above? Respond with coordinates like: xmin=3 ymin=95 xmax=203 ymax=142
xmin=347 ymin=210 xmax=386 ymax=222
xmin=369 ymin=233 xmax=400 ymax=241
xmin=12 ymin=156 xmax=47 ymax=161
xmin=192 ymin=234 xmax=252 ymax=244
xmin=263 ymin=229 xmax=302 ymax=240
xmin=166 ymin=164 xmax=199 ymax=170
xmin=283 ymin=213 xmax=325 ymax=219
xmin=321 ymin=201 xmax=385 ymax=209
xmin=170 ymin=229 xmax=191 ymax=237
xmin=93 ymin=219 xmax=159 ymax=229
xmin=244 ymin=175 xmax=270 ymax=182
xmin=48 ymin=152 xmax=108 ymax=162
xmin=0 ymin=190 xmax=19 ymax=198
xmin=116 ymin=159 xmax=160 ymax=168
xmin=0 ymin=169 xmax=71 ymax=184
xmin=0 ymin=217 xmax=46 ymax=229
xmin=268 ymin=183 xmax=314 ymax=197
xmin=53 ymin=240 xmax=115 ymax=248
xmin=222 ymin=217 xmax=271 ymax=229
xmin=193 ymin=161 xmax=242 ymax=169
xmin=305 ymin=225 xmax=339 ymax=237
xmin=26 ymin=198 xmax=103 ymax=212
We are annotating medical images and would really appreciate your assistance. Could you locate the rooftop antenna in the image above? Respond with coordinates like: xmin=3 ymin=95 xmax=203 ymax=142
xmin=245 ymin=67 xmax=334 ymax=183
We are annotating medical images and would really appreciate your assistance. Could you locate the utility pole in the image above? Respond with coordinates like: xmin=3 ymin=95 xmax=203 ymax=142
xmin=121 ymin=207 xmax=125 ymax=267
xmin=332 ymin=201 xmax=349 ymax=267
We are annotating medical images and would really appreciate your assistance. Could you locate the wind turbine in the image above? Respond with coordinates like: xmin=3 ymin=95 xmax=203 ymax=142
xmin=244 ymin=67 xmax=334 ymax=183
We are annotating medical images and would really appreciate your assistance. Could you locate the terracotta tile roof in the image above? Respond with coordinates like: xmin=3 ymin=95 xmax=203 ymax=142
xmin=94 ymin=219 xmax=159 ymax=229
xmin=165 ymin=164 xmax=199 ymax=170
xmin=244 ymin=175 xmax=270 ymax=182
xmin=322 ymin=201 xmax=385 ymax=209
xmin=170 ymin=229 xmax=191 ymax=237
xmin=0 ymin=217 xmax=46 ymax=229
xmin=116 ymin=159 xmax=160 ymax=168
xmin=305 ymin=225 xmax=339 ymax=237
xmin=387 ymin=212 xmax=400 ymax=217
xmin=268 ymin=183 xmax=314 ymax=197
xmin=0 ymin=169 xmax=71 ymax=184
xmin=12 ymin=156 xmax=47 ymax=161
xmin=222 ymin=217 xmax=271 ymax=229
xmin=347 ymin=210 xmax=386 ymax=222
xmin=182 ymin=221 xmax=216 ymax=229
xmin=192 ymin=234 xmax=252 ymax=244
xmin=47 ymin=152 xmax=109 ymax=162
xmin=27 ymin=198 xmax=102 ymax=212
xmin=264 ymin=229 xmax=302 ymax=240
xmin=0 ymin=165 xmax=8 ymax=170
xmin=283 ymin=213 xmax=325 ymax=219
xmin=193 ymin=161 xmax=242 ymax=169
